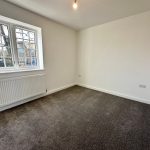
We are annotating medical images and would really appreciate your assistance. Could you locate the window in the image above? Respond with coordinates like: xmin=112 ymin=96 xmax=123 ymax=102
xmin=15 ymin=27 xmax=38 ymax=68
xmin=0 ymin=15 xmax=44 ymax=73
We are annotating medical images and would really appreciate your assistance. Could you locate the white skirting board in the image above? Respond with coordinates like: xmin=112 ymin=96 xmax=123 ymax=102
xmin=45 ymin=83 xmax=76 ymax=95
xmin=77 ymin=84 xmax=150 ymax=105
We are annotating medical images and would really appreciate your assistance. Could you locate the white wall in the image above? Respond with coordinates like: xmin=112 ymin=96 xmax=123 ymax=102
xmin=0 ymin=1 xmax=77 ymax=93
xmin=77 ymin=11 xmax=150 ymax=103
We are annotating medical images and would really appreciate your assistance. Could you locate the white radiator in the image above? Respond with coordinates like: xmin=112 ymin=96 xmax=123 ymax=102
xmin=0 ymin=74 xmax=46 ymax=108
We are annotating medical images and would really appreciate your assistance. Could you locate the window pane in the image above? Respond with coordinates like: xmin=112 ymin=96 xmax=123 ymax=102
xmin=15 ymin=27 xmax=38 ymax=68
xmin=0 ymin=47 xmax=3 ymax=57
xmin=23 ymin=30 xmax=29 ymax=40
xmin=30 ymin=49 xmax=36 ymax=57
xmin=0 ymin=23 xmax=13 ymax=69
xmin=17 ymin=42 xmax=24 ymax=48
xmin=4 ymin=37 xmax=10 ymax=47
xmin=29 ymin=32 xmax=35 ymax=41
xmin=32 ymin=58 xmax=37 ymax=66
xmin=16 ymin=28 xmax=22 ymax=33
xmin=18 ymin=57 xmax=25 ymax=67
xmin=23 ymin=30 xmax=28 ymax=34
xmin=23 ymin=34 xmax=29 ymax=40
xmin=0 ymin=58 xmax=4 ymax=67
xmin=0 ymin=36 xmax=5 ymax=46
xmin=26 ymin=57 xmax=31 ymax=66
xmin=30 ymin=40 xmax=35 ymax=44
xmin=16 ymin=32 xmax=22 ymax=39
xmin=25 ymin=49 xmax=31 ymax=57
xmin=17 ymin=38 xmax=23 ymax=42
xmin=5 ymin=58 xmax=13 ymax=67
xmin=24 ymin=40 xmax=30 ymax=49
xmin=0 ymin=24 xmax=10 ymax=47
xmin=24 ymin=41 xmax=30 ymax=57
xmin=18 ymin=48 xmax=25 ymax=57
xmin=30 ymin=43 xmax=36 ymax=50
xmin=17 ymin=42 xmax=24 ymax=57
xmin=0 ymin=24 xmax=9 ymax=36
xmin=3 ymin=47 xmax=12 ymax=57
xmin=2 ymin=25 xmax=9 ymax=36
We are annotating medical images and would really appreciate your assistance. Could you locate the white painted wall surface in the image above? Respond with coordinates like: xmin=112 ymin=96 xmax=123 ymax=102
xmin=0 ymin=1 xmax=77 ymax=93
xmin=77 ymin=11 xmax=150 ymax=103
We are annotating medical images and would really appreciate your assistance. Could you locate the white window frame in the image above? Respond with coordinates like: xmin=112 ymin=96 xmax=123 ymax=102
xmin=0 ymin=15 xmax=44 ymax=73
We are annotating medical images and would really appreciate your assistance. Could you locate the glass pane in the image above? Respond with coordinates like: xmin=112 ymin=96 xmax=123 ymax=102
xmin=17 ymin=38 xmax=23 ymax=42
xmin=18 ymin=48 xmax=25 ymax=57
xmin=16 ymin=28 xmax=22 ymax=33
xmin=23 ymin=34 xmax=29 ymax=40
xmin=0 ymin=36 xmax=5 ymax=46
xmin=25 ymin=49 xmax=30 ymax=57
xmin=5 ymin=58 xmax=13 ymax=67
xmin=3 ymin=36 xmax=10 ymax=46
xmin=18 ymin=57 xmax=25 ymax=67
xmin=24 ymin=40 xmax=30 ymax=49
xmin=32 ymin=58 xmax=37 ymax=66
xmin=0 ymin=58 xmax=4 ymax=67
xmin=26 ymin=57 xmax=31 ymax=66
xmin=30 ymin=40 xmax=35 ymax=44
xmin=3 ymin=47 xmax=12 ymax=57
xmin=30 ymin=49 xmax=36 ymax=57
xmin=0 ymin=24 xmax=3 ymax=35
xmin=23 ymin=30 xmax=28 ymax=34
xmin=30 ymin=43 xmax=36 ymax=50
xmin=16 ymin=32 xmax=22 ymax=39
xmin=17 ymin=42 xmax=24 ymax=57
xmin=3 ymin=25 xmax=9 ymax=36
xmin=17 ymin=42 xmax=23 ymax=48
xmin=0 ymin=47 xmax=3 ymax=57
xmin=0 ymin=24 xmax=9 ymax=36
xmin=0 ymin=24 xmax=10 ymax=47
xmin=29 ymin=32 xmax=35 ymax=41
xmin=23 ymin=30 xmax=29 ymax=40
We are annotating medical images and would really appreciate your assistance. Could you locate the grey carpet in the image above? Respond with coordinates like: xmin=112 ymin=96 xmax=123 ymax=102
xmin=0 ymin=86 xmax=150 ymax=150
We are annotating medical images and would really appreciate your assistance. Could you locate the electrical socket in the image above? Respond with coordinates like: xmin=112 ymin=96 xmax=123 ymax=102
xmin=139 ymin=84 xmax=147 ymax=89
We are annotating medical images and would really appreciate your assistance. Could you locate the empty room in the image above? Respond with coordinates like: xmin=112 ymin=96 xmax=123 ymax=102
xmin=0 ymin=0 xmax=150 ymax=149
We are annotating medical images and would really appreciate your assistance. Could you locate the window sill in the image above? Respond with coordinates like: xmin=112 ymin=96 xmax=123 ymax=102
xmin=0 ymin=68 xmax=45 ymax=74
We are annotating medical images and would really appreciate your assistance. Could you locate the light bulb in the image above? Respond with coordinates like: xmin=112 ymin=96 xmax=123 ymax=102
xmin=73 ymin=2 xmax=78 ymax=10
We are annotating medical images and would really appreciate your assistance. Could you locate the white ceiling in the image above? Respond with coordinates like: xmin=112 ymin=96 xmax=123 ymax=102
xmin=6 ymin=0 xmax=150 ymax=30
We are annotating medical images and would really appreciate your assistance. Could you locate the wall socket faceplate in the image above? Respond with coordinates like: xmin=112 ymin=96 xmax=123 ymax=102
xmin=139 ymin=84 xmax=147 ymax=89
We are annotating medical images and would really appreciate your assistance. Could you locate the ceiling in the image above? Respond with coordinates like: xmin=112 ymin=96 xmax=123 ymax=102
xmin=6 ymin=0 xmax=150 ymax=30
